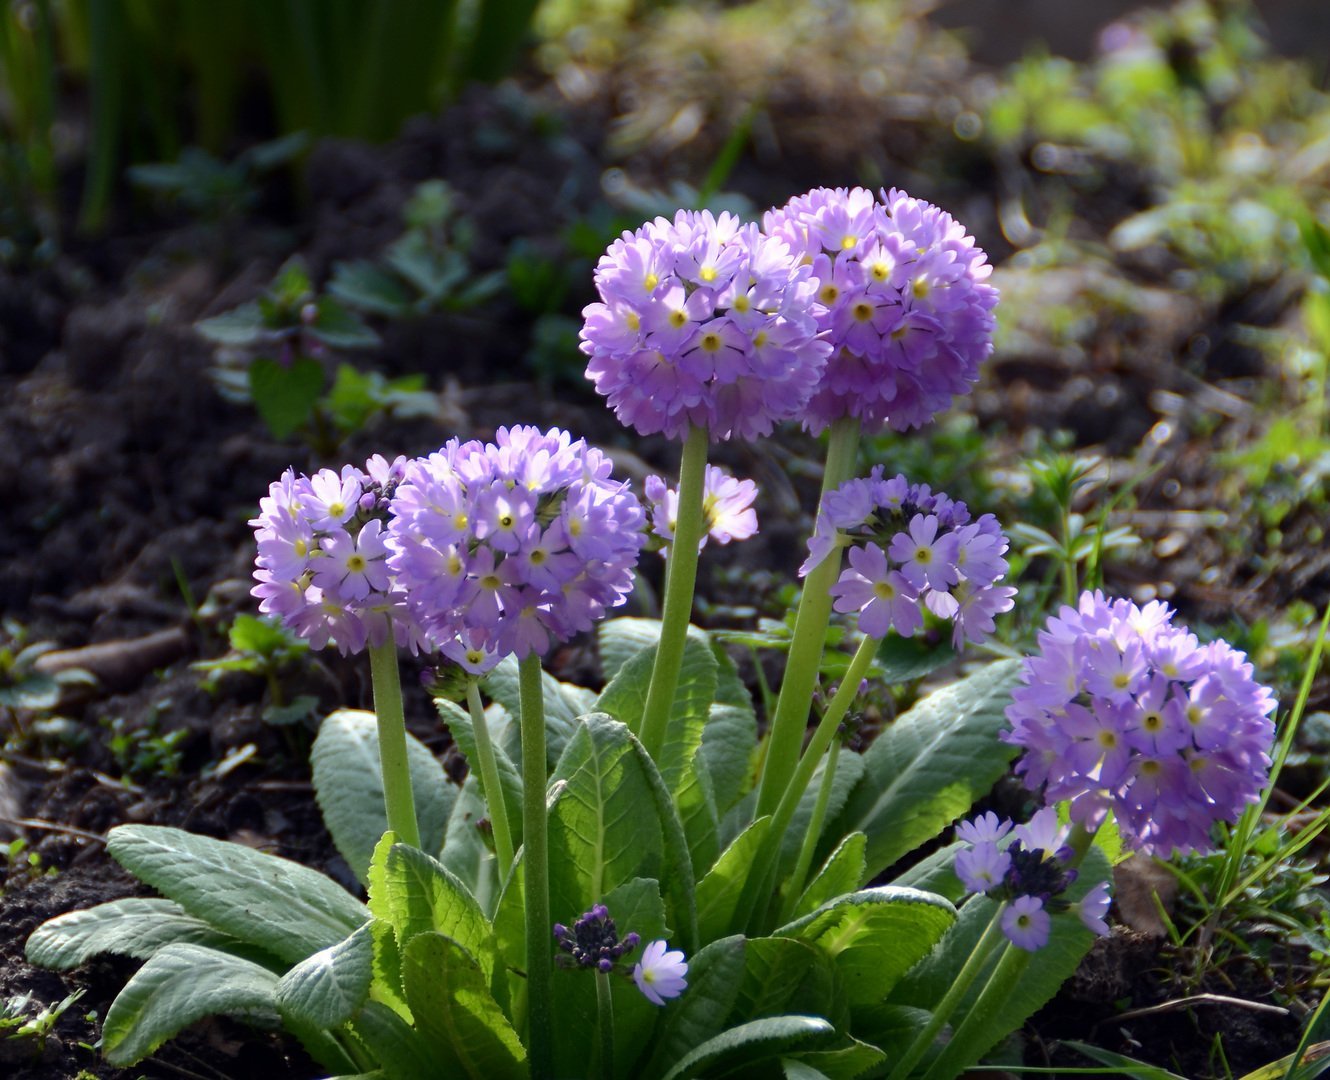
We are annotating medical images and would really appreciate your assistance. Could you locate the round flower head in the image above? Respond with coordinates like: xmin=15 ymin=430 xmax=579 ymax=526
xmin=632 ymin=939 xmax=688 ymax=1005
xmin=251 ymin=456 xmax=424 ymax=656
xmin=387 ymin=426 xmax=645 ymax=661
xmin=810 ymin=469 xmax=1015 ymax=647
xmin=763 ymin=186 xmax=998 ymax=435
xmin=580 ymin=209 xmax=830 ymax=441
xmin=645 ymin=464 xmax=759 ymax=555
xmin=1003 ymin=590 xmax=1277 ymax=857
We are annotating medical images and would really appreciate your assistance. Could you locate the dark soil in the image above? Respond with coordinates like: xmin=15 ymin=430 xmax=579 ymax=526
xmin=1 ymin=9 xmax=1326 ymax=1079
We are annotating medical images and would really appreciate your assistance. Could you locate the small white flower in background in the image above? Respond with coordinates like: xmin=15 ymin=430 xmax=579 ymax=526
xmin=632 ymin=939 xmax=688 ymax=1005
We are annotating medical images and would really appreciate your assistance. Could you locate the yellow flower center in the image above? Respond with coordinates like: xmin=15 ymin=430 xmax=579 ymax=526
xmin=669 ymin=309 xmax=688 ymax=329
xmin=699 ymin=266 xmax=718 ymax=282
xmin=643 ymin=272 xmax=659 ymax=291
xmin=346 ymin=555 xmax=366 ymax=573
xmin=852 ymin=301 xmax=874 ymax=323
xmin=873 ymin=581 xmax=896 ymax=601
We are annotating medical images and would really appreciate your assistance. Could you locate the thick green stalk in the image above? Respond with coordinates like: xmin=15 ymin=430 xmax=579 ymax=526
xmin=637 ymin=425 xmax=709 ymax=761
xmin=755 ymin=417 xmax=860 ymax=817
xmin=885 ymin=903 xmax=1010 ymax=1080
xmin=518 ymin=653 xmax=553 ymax=1078
xmin=466 ymin=680 xmax=515 ymax=877
xmin=367 ymin=640 xmax=420 ymax=849
xmin=595 ymin=969 xmax=615 ymax=1080
xmin=918 ymin=934 xmax=1029 ymax=1080
xmin=739 ymin=633 xmax=877 ymax=934
xmin=777 ymin=738 xmax=841 ymax=926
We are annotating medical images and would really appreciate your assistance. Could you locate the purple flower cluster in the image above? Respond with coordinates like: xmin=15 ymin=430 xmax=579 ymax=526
xmin=553 ymin=904 xmax=641 ymax=974
xmin=763 ymin=187 xmax=998 ymax=435
xmin=386 ymin=426 xmax=645 ymax=668
xmin=804 ymin=469 xmax=1015 ymax=647
xmin=580 ymin=209 xmax=830 ymax=441
xmin=1003 ymin=591 xmax=1277 ymax=856
xmin=251 ymin=455 xmax=425 ymax=656
xmin=644 ymin=464 xmax=759 ymax=555
xmin=955 ymin=809 xmax=1112 ymax=951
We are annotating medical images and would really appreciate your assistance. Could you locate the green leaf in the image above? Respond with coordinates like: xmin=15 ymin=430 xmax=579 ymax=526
xmin=781 ymin=750 xmax=864 ymax=870
xmin=483 ymin=657 xmax=594 ymax=768
xmin=106 ymin=824 xmax=368 ymax=965
xmin=401 ymin=933 xmax=526 ymax=1080
xmin=597 ymin=617 xmax=666 ymax=681
xmin=696 ymin=818 xmax=772 ymax=945
xmin=348 ymin=999 xmax=438 ymax=1080
xmin=248 ymin=354 xmax=324 ymax=439
xmin=794 ymin=833 xmax=867 ymax=920
xmin=699 ymin=702 xmax=757 ymax=817
xmin=660 ymin=1015 xmax=838 ymax=1080
xmin=830 ymin=660 xmax=1023 ymax=880
xmin=26 ymin=898 xmax=238 ymax=970
xmin=782 ymin=1061 xmax=833 ymax=1080
xmin=311 ymin=708 xmax=454 ymax=886
xmin=101 ymin=943 xmax=279 ymax=1066
xmin=1061 ymin=1042 xmax=1190 ymax=1080
xmin=886 ymin=840 xmax=964 ymax=902
xmin=307 ymin=297 xmax=379 ymax=349
xmin=440 ymin=776 xmax=499 ymax=912
xmin=775 ymin=887 xmax=956 ymax=1006
xmin=547 ymin=714 xmax=666 ymax=929
xmin=329 ymin=260 xmax=412 ymax=317
xmin=437 ymin=697 xmax=522 ymax=852
xmin=875 ymin=633 xmax=958 ymax=683
xmin=0 ymin=673 xmax=61 ymax=709
xmin=371 ymin=843 xmax=498 ymax=1000
xmin=791 ymin=1035 xmax=889 ymax=1080
xmin=196 ymin=302 xmax=269 ymax=346
xmin=276 ymin=920 xmax=375 ymax=1029
xmin=730 ymin=936 xmax=840 ymax=1028
xmin=891 ymin=847 xmax=1112 ymax=1074
xmin=641 ymin=935 xmax=748 ymax=1080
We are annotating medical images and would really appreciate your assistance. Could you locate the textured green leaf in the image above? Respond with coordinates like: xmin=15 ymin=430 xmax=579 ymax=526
xmin=781 ymin=750 xmax=865 ymax=870
xmin=783 ymin=1061 xmax=833 ymax=1080
xmin=874 ymin=633 xmax=957 ymax=683
xmin=483 ymin=657 xmax=594 ymax=768
xmin=730 ymin=936 xmax=840 ymax=1029
xmin=439 ymin=776 xmax=499 ymax=913
xmin=102 ymin=943 xmax=279 ymax=1066
xmin=307 ymin=296 xmax=379 ymax=348
xmin=890 ymin=847 xmax=1112 ymax=1075
xmin=776 ymin=887 xmax=956 ymax=1005
xmin=196 ymin=301 xmax=268 ymax=345
xmin=249 ymin=354 xmax=324 ymax=438
xmin=641 ymin=935 xmax=748 ymax=1080
xmin=311 ymin=708 xmax=454 ymax=886
xmin=276 ymin=920 xmax=375 ymax=1029
xmin=329 ymin=260 xmax=412 ymax=317
xmin=26 ymin=898 xmax=238 ymax=970
xmin=887 ymin=840 xmax=964 ymax=902
xmin=794 ymin=833 xmax=867 ymax=920
xmin=699 ymin=702 xmax=757 ymax=817
xmin=436 ymin=698 xmax=522 ymax=852
xmin=697 ymin=818 xmax=771 ymax=945
xmin=107 ymin=825 xmax=367 ymax=965
xmin=348 ymin=999 xmax=438 ymax=1080
xmin=790 ymin=1035 xmax=889 ymax=1080
xmin=661 ymin=1015 xmax=838 ymax=1080
xmin=547 ymin=714 xmax=665 ymax=929
xmin=401 ymin=933 xmax=526 ymax=1080
xmin=596 ymin=616 xmax=666 ymax=682
xmin=831 ymin=660 xmax=1023 ymax=879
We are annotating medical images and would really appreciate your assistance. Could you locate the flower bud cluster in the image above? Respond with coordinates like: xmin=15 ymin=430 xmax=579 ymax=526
xmin=954 ymin=809 xmax=1112 ymax=952
xmin=804 ymin=469 xmax=1015 ymax=647
xmin=644 ymin=464 xmax=759 ymax=556
xmin=251 ymin=455 xmax=425 ymax=656
xmin=553 ymin=904 xmax=641 ymax=973
xmin=1003 ymin=591 xmax=1277 ymax=856
xmin=580 ymin=209 xmax=831 ymax=442
xmin=387 ymin=426 xmax=646 ymax=669
xmin=763 ymin=186 xmax=998 ymax=435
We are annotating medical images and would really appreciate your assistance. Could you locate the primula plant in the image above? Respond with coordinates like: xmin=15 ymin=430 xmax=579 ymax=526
xmin=28 ymin=186 xmax=1287 ymax=1079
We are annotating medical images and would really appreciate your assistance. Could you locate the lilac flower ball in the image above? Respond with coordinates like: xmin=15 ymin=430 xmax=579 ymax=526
xmin=807 ymin=469 xmax=1016 ymax=647
xmin=763 ymin=186 xmax=998 ymax=435
xmin=251 ymin=455 xmax=425 ymax=656
xmin=645 ymin=464 xmax=759 ymax=555
xmin=387 ymin=426 xmax=645 ymax=661
xmin=580 ymin=209 xmax=830 ymax=442
xmin=1003 ymin=590 xmax=1277 ymax=857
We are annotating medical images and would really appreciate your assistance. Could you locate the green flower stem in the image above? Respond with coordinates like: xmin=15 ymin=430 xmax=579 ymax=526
xmin=637 ymin=424 xmax=709 ymax=761
xmin=918 ymin=933 xmax=1029 ymax=1080
xmin=367 ymin=640 xmax=420 ymax=849
xmin=884 ymin=902 xmax=1010 ymax=1080
xmin=777 ymin=737 xmax=841 ymax=926
xmin=595 ymin=969 xmax=615 ymax=1080
xmin=466 ymin=679 xmax=515 ymax=877
xmin=518 ymin=653 xmax=553 ymax=1079
xmin=739 ymin=632 xmax=877 ymax=934
xmin=755 ymin=416 xmax=860 ymax=817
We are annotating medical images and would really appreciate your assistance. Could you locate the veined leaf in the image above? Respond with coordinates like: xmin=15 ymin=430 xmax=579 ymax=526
xmin=696 ymin=817 xmax=772 ymax=945
xmin=401 ymin=933 xmax=525 ymax=1080
xmin=660 ymin=1015 xmax=838 ymax=1080
xmin=440 ymin=775 xmax=499 ymax=913
xmin=107 ymin=825 xmax=367 ymax=965
xmin=640 ymin=935 xmax=747 ymax=1080
xmin=483 ymin=656 xmax=595 ymax=768
xmin=311 ymin=708 xmax=454 ymax=885
xmin=102 ymin=943 xmax=280 ymax=1066
xmin=730 ymin=936 xmax=840 ymax=1029
xmin=436 ymin=697 xmax=522 ymax=852
xmin=794 ymin=833 xmax=867 ymax=920
xmin=348 ymin=999 xmax=439 ymax=1080
xmin=831 ymin=660 xmax=1023 ymax=880
xmin=27 ymin=898 xmax=239 ymax=970
xmin=276 ymin=920 xmax=375 ymax=1029
xmin=249 ymin=354 xmax=324 ymax=439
